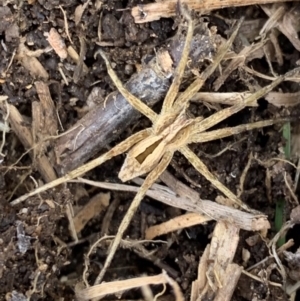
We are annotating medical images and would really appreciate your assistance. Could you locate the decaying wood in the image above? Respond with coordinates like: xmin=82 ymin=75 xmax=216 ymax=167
xmin=0 ymin=103 xmax=56 ymax=183
xmin=131 ymin=0 xmax=297 ymax=23
xmin=16 ymin=38 xmax=49 ymax=79
xmin=34 ymin=81 xmax=58 ymax=138
xmin=32 ymin=81 xmax=58 ymax=180
xmin=55 ymin=62 xmax=167 ymax=173
xmin=191 ymin=221 xmax=241 ymax=301
xmin=214 ymin=264 xmax=243 ymax=301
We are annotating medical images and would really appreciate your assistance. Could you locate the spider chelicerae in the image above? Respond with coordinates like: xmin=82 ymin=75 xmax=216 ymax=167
xmin=12 ymin=6 xmax=296 ymax=283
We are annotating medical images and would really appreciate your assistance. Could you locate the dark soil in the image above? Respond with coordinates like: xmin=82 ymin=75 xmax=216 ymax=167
xmin=0 ymin=1 xmax=299 ymax=300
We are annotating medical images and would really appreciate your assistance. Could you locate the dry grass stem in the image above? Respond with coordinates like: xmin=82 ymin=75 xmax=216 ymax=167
xmin=82 ymin=235 xmax=114 ymax=287
xmin=100 ymin=197 xmax=120 ymax=236
xmin=284 ymin=172 xmax=299 ymax=205
xmin=65 ymin=203 xmax=78 ymax=242
xmin=67 ymin=45 xmax=89 ymax=75
xmin=260 ymin=4 xmax=300 ymax=51
xmin=145 ymin=213 xmax=212 ymax=240
xmin=241 ymin=269 xmax=282 ymax=287
xmin=213 ymin=42 xmax=265 ymax=91
xmin=237 ymin=152 xmax=253 ymax=198
xmin=131 ymin=0 xmax=296 ymax=23
xmin=0 ymin=98 xmax=10 ymax=157
xmin=242 ymin=65 xmax=300 ymax=83
xmin=58 ymin=5 xmax=73 ymax=45
xmin=76 ymin=272 xmax=181 ymax=301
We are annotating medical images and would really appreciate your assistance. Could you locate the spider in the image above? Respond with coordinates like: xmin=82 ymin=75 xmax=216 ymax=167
xmin=12 ymin=7 xmax=293 ymax=283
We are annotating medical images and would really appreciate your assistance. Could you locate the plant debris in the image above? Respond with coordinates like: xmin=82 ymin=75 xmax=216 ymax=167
xmin=1 ymin=1 xmax=300 ymax=300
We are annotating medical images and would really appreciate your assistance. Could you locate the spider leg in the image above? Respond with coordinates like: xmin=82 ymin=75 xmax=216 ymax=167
xmin=179 ymin=145 xmax=253 ymax=212
xmin=161 ymin=5 xmax=193 ymax=113
xmin=10 ymin=129 xmax=151 ymax=206
xmin=189 ymin=118 xmax=288 ymax=143
xmin=191 ymin=75 xmax=285 ymax=133
xmin=95 ymin=151 xmax=174 ymax=284
xmin=96 ymin=50 xmax=157 ymax=123
xmin=173 ymin=17 xmax=244 ymax=112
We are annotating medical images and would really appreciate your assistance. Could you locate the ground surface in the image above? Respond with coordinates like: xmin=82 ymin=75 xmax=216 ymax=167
xmin=0 ymin=1 xmax=300 ymax=300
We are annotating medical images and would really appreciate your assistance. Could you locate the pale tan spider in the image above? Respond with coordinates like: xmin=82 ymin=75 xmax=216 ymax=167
xmin=12 ymin=8 xmax=294 ymax=282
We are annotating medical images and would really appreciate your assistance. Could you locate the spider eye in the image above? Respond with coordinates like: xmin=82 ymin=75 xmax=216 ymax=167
xmin=136 ymin=139 xmax=162 ymax=164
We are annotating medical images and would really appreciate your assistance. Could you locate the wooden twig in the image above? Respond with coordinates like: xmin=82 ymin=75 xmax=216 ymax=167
xmin=131 ymin=0 xmax=297 ymax=24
